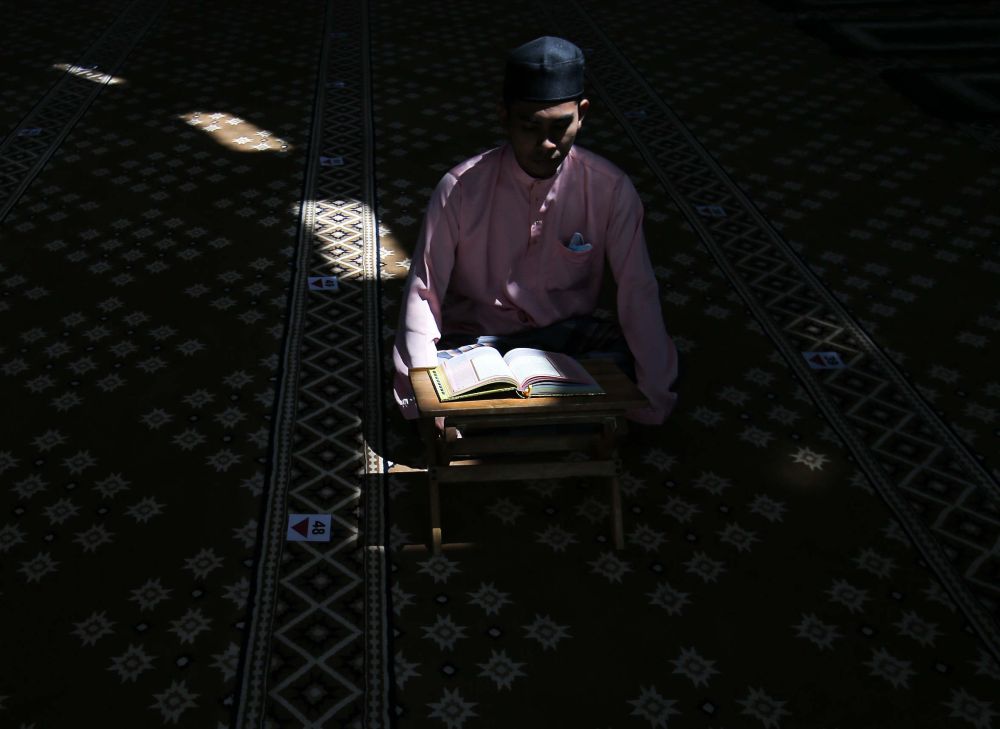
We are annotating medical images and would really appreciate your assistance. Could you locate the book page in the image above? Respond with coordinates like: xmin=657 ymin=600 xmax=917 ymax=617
xmin=543 ymin=352 xmax=594 ymax=383
xmin=504 ymin=348 xmax=601 ymax=389
xmin=504 ymin=348 xmax=564 ymax=386
xmin=440 ymin=347 xmax=512 ymax=394
xmin=471 ymin=353 xmax=514 ymax=381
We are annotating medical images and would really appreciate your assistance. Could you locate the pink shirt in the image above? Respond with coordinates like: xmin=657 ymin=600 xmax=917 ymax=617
xmin=392 ymin=141 xmax=679 ymax=424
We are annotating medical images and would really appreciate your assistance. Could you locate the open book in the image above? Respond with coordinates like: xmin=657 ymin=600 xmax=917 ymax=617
xmin=429 ymin=346 xmax=604 ymax=402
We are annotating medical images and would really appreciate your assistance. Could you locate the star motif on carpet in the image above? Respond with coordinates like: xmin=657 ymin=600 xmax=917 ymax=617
xmin=717 ymin=385 xmax=751 ymax=406
xmin=394 ymin=651 xmax=421 ymax=690
xmin=660 ymin=495 xmax=701 ymax=524
xmin=0 ymin=451 xmax=18 ymax=473
xmin=210 ymin=643 xmax=240 ymax=682
xmin=766 ymin=404 xmax=801 ymax=426
xmin=73 ymin=523 xmax=115 ymax=553
xmin=740 ymin=425 xmax=776 ymax=448
xmin=826 ymin=578 xmax=870 ymax=614
xmin=690 ymin=405 xmax=724 ymax=426
xmin=70 ymin=610 xmax=115 ymax=647
xmin=417 ymin=553 xmax=462 ymax=584
xmin=222 ymin=577 xmax=249 ymax=610
xmin=684 ymin=551 xmax=726 ymax=583
xmin=466 ymin=582 xmax=512 ymax=616
xmin=627 ymin=685 xmax=680 ymax=728
xmin=717 ymin=522 xmax=759 ymax=553
xmin=392 ymin=582 xmax=416 ymax=616
xmin=589 ymin=551 xmax=633 ymax=583
xmin=126 ymin=496 xmax=166 ymax=524
xmin=865 ymin=646 xmax=916 ymax=689
xmin=421 ymin=614 xmax=467 ymax=651
xmin=691 ymin=471 xmax=733 ymax=496
xmin=535 ymin=524 xmax=578 ymax=552
xmin=12 ymin=474 xmax=47 ymax=500
xmin=641 ymin=447 xmax=676 ymax=472
xmin=747 ymin=494 xmax=787 ymax=522
xmin=852 ymin=547 xmax=895 ymax=580
xmin=574 ymin=496 xmax=610 ymax=524
xmin=18 ymin=552 xmax=59 ymax=583
xmin=130 ymin=578 xmax=172 ymax=611
xmin=944 ymin=688 xmax=998 ymax=729
xmin=647 ymin=581 xmax=691 ymax=616
xmin=792 ymin=613 xmax=842 ymax=651
xmin=184 ymin=547 xmax=225 ymax=579
xmin=523 ymin=615 xmax=571 ymax=651
xmin=628 ymin=523 xmax=667 ymax=552
xmin=150 ymin=679 xmax=199 ymax=724
xmin=790 ymin=446 xmax=829 ymax=471
xmin=893 ymin=610 xmax=939 ymax=646
xmin=476 ymin=649 xmax=527 ymax=691
xmin=168 ymin=607 xmax=212 ymax=644
xmin=108 ymin=643 xmax=155 ymax=683
xmin=670 ymin=647 xmax=719 ymax=688
xmin=427 ymin=687 xmax=477 ymax=729
xmin=0 ymin=523 xmax=27 ymax=551
xmin=737 ymin=686 xmax=790 ymax=728
xmin=487 ymin=497 xmax=524 ymax=525
xmin=744 ymin=367 xmax=777 ymax=386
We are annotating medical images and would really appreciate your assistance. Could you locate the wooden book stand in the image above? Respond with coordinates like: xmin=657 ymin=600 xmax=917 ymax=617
xmin=409 ymin=360 xmax=648 ymax=553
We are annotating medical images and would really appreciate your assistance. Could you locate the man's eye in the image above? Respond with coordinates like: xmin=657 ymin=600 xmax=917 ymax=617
xmin=521 ymin=125 xmax=568 ymax=133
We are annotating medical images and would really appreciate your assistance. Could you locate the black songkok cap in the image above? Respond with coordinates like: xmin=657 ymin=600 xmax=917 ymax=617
xmin=503 ymin=36 xmax=585 ymax=103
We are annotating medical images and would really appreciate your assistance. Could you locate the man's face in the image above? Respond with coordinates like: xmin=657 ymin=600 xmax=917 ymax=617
xmin=497 ymin=97 xmax=589 ymax=179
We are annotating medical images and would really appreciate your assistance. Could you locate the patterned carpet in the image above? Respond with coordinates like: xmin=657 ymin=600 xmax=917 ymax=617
xmin=1 ymin=0 xmax=999 ymax=727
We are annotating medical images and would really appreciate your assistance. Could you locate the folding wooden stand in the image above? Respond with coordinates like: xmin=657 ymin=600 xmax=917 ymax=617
xmin=409 ymin=360 xmax=649 ymax=553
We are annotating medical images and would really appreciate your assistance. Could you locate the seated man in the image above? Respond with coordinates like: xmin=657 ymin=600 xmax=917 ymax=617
xmin=392 ymin=35 xmax=679 ymax=426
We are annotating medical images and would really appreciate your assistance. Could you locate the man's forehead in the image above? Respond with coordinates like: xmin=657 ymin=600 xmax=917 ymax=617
xmin=512 ymin=99 xmax=579 ymax=121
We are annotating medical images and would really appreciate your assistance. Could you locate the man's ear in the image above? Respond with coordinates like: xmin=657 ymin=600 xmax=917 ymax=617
xmin=577 ymin=98 xmax=590 ymax=125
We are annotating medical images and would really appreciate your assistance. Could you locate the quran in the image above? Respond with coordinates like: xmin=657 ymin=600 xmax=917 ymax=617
xmin=429 ymin=346 xmax=604 ymax=402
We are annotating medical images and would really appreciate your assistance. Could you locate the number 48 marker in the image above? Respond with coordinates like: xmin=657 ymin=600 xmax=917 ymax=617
xmin=286 ymin=513 xmax=332 ymax=542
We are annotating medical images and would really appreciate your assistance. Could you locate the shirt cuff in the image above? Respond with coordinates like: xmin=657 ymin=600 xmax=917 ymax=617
xmin=394 ymin=369 xmax=421 ymax=420
xmin=398 ymin=396 xmax=420 ymax=420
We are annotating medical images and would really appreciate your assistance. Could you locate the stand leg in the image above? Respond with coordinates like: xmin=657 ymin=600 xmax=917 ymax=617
xmin=429 ymin=467 xmax=442 ymax=554
xmin=609 ymin=470 xmax=624 ymax=550
xmin=598 ymin=416 xmax=625 ymax=549
xmin=595 ymin=416 xmax=615 ymax=459
xmin=418 ymin=418 xmax=445 ymax=553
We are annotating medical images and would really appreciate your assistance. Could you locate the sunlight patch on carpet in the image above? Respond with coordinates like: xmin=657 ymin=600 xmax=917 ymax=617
xmin=178 ymin=111 xmax=293 ymax=153
xmin=53 ymin=63 xmax=126 ymax=85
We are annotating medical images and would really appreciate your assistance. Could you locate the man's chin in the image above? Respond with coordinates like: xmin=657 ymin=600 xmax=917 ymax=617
xmin=529 ymin=158 xmax=561 ymax=176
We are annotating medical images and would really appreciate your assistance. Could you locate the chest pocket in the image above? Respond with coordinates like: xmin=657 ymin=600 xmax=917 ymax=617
xmin=547 ymin=231 xmax=598 ymax=290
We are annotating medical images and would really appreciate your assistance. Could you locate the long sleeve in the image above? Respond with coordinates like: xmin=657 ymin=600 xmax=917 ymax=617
xmin=391 ymin=172 xmax=462 ymax=419
xmin=603 ymin=175 xmax=679 ymax=424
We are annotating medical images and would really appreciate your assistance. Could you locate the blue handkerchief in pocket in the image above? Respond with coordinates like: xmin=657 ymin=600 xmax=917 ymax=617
xmin=565 ymin=232 xmax=592 ymax=252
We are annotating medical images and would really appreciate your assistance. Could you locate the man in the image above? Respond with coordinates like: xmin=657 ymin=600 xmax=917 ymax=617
xmin=392 ymin=35 xmax=679 ymax=425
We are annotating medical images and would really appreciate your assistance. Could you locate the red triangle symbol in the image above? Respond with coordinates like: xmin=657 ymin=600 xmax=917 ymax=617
xmin=810 ymin=354 xmax=824 ymax=366
xmin=292 ymin=517 xmax=309 ymax=537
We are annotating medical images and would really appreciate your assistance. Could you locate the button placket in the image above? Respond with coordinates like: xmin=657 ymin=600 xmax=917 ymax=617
xmin=529 ymin=215 xmax=543 ymax=246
